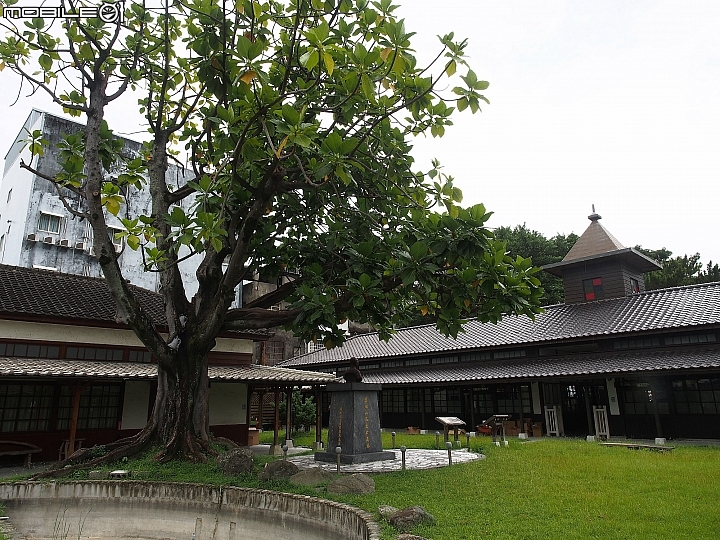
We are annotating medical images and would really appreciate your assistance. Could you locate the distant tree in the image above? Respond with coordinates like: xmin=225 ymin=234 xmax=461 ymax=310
xmin=635 ymin=247 xmax=719 ymax=289
xmin=495 ymin=225 xmax=579 ymax=305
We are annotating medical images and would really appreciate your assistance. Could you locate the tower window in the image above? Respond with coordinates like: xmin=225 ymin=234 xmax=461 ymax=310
xmin=582 ymin=277 xmax=604 ymax=301
xmin=630 ymin=278 xmax=640 ymax=294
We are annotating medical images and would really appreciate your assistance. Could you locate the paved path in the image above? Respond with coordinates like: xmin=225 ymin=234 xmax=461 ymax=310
xmin=287 ymin=447 xmax=484 ymax=473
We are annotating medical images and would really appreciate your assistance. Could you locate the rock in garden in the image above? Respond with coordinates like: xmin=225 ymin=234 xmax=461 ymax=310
xmin=327 ymin=473 xmax=375 ymax=495
xmin=258 ymin=459 xmax=300 ymax=481
xmin=388 ymin=506 xmax=435 ymax=531
xmin=89 ymin=470 xmax=108 ymax=479
xmin=396 ymin=535 xmax=428 ymax=540
xmin=378 ymin=505 xmax=400 ymax=519
xmin=216 ymin=448 xmax=254 ymax=476
xmin=289 ymin=466 xmax=336 ymax=487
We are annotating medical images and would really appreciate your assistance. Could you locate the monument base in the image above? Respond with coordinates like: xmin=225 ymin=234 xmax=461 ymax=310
xmin=314 ymin=451 xmax=396 ymax=464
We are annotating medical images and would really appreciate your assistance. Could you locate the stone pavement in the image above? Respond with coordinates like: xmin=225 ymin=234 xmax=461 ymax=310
xmin=287 ymin=447 xmax=485 ymax=473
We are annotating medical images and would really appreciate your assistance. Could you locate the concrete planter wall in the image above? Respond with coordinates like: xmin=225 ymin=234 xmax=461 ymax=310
xmin=0 ymin=481 xmax=380 ymax=540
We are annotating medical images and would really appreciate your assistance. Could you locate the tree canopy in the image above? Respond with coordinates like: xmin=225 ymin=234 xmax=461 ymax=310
xmin=494 ymin=224 xmax=578 ymax=305
xmin=1 ymin=0 xmax=543 ymax=466
xmin=635 ymin=247 xmax=720 ymax=290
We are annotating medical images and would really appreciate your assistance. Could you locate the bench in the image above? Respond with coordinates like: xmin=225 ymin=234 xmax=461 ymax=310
xmin=0 ymin=440 xmax=42 ymax=467
xmin=600 ymin=442 xmax=675 ymax=453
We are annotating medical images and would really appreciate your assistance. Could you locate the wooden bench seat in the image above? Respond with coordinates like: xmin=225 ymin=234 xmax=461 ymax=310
xmin=600 ymin=442 xmax=674 ymax=452
xmin=0 ymin=440 xmax=42 ymax=467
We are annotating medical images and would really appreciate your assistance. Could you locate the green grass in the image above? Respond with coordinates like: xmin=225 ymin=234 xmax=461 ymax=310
xmin=3 ymin=437 xmax=720 ymax=539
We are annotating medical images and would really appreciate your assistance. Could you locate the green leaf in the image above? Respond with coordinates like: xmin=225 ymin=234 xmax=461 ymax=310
xmin=211 ymin=237 xmax=223 ymax=253
xmin=300 ymin=49 xmax=319 ymax=70
xmin=281 ymin=104 xmax=300 ymax=125
xmin=445 ymin=59 xmax=456 ymax=77
xmin=126 ymin=234 xmax=141 ymax=250
xmin=410 ymin=241 xmax=428 ymax=259
xmin=323 ymin=51 xmax=334 ymax=76
xmin=38 ymin=54 xmax=52 ymax=71
xmin=361 ymin=73 xmax=374 ymax=100
xmin=359 ymin=273 xmax=372 ymax=288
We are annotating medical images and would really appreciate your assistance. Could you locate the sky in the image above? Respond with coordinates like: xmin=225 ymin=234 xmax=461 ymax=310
xmin=2 ymin=0 xmax=719 ymax=264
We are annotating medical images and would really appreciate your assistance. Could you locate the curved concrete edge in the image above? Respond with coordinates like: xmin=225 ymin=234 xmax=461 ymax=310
xmin=0 ymin=481 xmax=381 ymax=540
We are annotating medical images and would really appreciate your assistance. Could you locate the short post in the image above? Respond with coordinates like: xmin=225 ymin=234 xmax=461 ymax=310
xmin=400 ymin=445 xmax=406 ymax=470
xmin=435 ymin=431 xmax=440 ymax=449
xmin=391 ymin=431 xmax=396 ymax=449
xmin=335 ymin=446 xmax=342 ymax=473
xmin=282 ymin=444 xmax=288 ymax=461
xmin=466 ymin=432 xmax=471 ymax=448
xmin=446 ymin=441 xmax=453 ymax=466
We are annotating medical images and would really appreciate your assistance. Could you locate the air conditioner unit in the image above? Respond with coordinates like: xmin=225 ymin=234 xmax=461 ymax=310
xmin=57 ymin=239 xmax=71 ymax=248
xmin=74 ymin=241 xmax=87 ymax=251
xmin=114 ymin=244 xmax=123 ymax=254
xmin=42 ymin=236 xmax=54 ymax=244
xmin=26 ymin=233 xmax=38 ymax=242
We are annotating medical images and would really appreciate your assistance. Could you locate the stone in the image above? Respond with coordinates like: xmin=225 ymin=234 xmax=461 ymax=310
xmin=109 ymin=470 xmax=129 ymax=478
xmin=378 ymin=505 xmax=400 ymax=519
xmin=396 ymin=535 xmax=428 ymax=540
xmin=327 ymin=473 xmax=375 ymax=495
xmin=289 ymin=467 xmax=336 ymax=487
xmin=258 ymin=459 xmax=299 ymax=481
xmin=89 ymin=470 xmax=108 ymax=479
xmin=388 ymin=506 xmax=435 ymax=532
xmin=216 ymin=448 xmax=254 ymax=476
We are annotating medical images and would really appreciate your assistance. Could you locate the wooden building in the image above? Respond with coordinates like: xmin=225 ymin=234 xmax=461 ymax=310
xmin=280 ymin=214 xmax=720 ymax=440
xmin=0 ymin=265 xmax=336 ymax=462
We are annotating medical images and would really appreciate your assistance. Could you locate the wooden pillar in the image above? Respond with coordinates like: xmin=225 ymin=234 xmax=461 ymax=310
xmin=314 ymin=386 xmax=322 ymax=445
xmin=257 ymin=389 xmax=264 ymax=429
xmin=469 ymin=387 xmax=476 ymax=431
xmin=650 ymin=378 xmax=664 ymax=438
xmin=420 ymin=388 xmax=426 ymax=430
xmin=284 ymin=386 xmax=293 ymax=444
xmin=67 ymin=382 xmax=84 ymax=459
xmin=273 ymin=387 xmax=280 ymax=447
xmin=583 ymin=383 xmax=594 ymax=436
xmin=517 ymin=384 xmax=524 ymax=434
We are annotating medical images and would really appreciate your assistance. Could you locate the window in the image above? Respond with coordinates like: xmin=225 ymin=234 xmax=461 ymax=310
xmin=306 ymin=341 xmax=325 ymax=353
xmin=128 ymin=350 xmax=152 ymax=363
xmin=433 ymin=388 xmax=462 ymax=414
xmin=265 ymin=341 xmax=285 ymax=363
xmin=629 ymin=278 xmax=640 ymax=294
xmin=382 ymin=389 xmax=405 ymax=413
xmin=57 ymin=385 xmax=121 ymax=430
xmin=432 ymin=355 xmax=459 ymax=364
xmin=582 ymin=277 xmax=604 ymax=301
xmin=463 ymin=352 xmax=492 ymax=362
xmin=406 ymin=388 xmax=431 ymax=413
xmin=382 ymin=360 xmax=403 ymax=368
xmin=65 ymin=346 xmax=124 ymax=361
xmin=108 ymin=227 xmax=123 ymax=248
xmin=613 ymin=337 xmax=661 ymax=350
xmin=37 ymin=212 xmax=62 ymax=234
xmin=665 ymin=333 xmax=717 ymax=346
xmin=474 ymin=387 xmax=495 ymax=415
xmin=673 ymin=378 xmax=720 ymax=415
xmin=493 ymin=349 xmax=526 ymax=359
xmin=0 ymin=384 xmax=55 ymax=432
xmin=0 ymin=342 xmax=60 ymax=358
xmin=405 ymin=358 xmax=430 ymax=366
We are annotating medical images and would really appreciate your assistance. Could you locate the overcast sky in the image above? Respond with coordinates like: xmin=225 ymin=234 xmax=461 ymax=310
xmin=2 ymin=0 xmax=719 ymax=264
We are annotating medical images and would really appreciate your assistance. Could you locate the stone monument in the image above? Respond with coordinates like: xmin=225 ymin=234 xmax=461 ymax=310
xmin=315 ymin=358 xmax=395 ymax=464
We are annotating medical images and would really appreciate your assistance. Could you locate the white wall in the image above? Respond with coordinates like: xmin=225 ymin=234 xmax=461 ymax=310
xmin=120 ymin=381 xmax=152 ymax=430
xmin=209 ymin=382 xmax=247 ymax=426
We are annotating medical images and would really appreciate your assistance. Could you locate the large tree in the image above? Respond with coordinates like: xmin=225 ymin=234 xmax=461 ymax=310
xmin=1 ymin=0 xmax=543 ymax=467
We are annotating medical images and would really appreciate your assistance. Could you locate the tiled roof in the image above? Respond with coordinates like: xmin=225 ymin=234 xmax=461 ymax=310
xmin=0 ymin=264 xmax=267 ymax=336
xmin=0 ymin=357 xmax=340 ymax=384
xmin=280 ymin=282 xmax=720 ymax=367
xmin=361 ymin=347 xmax=720 ymax=384
xmin=563 ymin=216 xmax=625 ymax=261
xmin=0 ymin=264 xmax=165 ymax=325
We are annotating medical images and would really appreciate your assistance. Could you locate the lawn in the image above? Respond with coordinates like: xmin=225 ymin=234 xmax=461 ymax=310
xmin=3 ymin=434 xmax=720 ymax=539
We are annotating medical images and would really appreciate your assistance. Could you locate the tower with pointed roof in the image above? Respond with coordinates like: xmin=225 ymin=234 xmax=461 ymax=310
xmin=542 ymin=210 xmax=662 ymax=304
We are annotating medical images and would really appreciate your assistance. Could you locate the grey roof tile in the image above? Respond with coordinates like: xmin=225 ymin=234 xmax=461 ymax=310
xmin=280 ymin=282 xmax=720 ymax=367
xmin=0 ymin=357 xmax=339 ymax=384
xmin=361 ymin=347 xmax=720 ymax=384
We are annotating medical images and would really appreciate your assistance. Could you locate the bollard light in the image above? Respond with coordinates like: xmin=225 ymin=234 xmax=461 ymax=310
xmin=466 ymin=432 xmax=471 ymax=448
xmin=435 ymin=431 xmax=440 ymax=449
xmin=391 ymin=431 xmax=396 ymax=449
xmin=335 ymin=446 xmax=342 ymax=473
xmin=400 ymin=445 xmax=407 ymax=471
xmin=446 ymin=441 xmax=453 ymax=466
xmin=282 ymin=444 xmax=288 ymax=461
